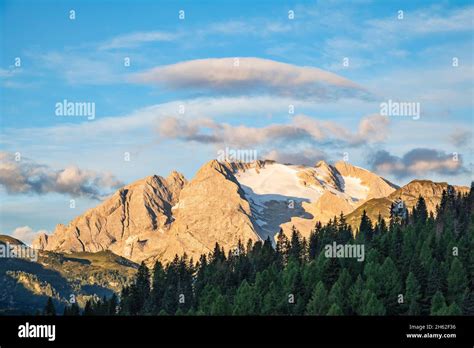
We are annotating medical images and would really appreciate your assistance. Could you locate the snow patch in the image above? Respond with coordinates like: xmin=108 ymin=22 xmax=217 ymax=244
xmin=341 ymin=176 xmax=369 ymax=201
xmin=235 ymin=163 xmax=323 ymax=204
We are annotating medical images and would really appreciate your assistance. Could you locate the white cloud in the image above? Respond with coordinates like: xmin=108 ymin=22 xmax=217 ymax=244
xmin=11 ymin=226 xmax=49 ymax=245
xmin=367 ymin=6 xmax=474 ymax=35
xmin=0 ymin=152 xmax=123 ymax=199
xmin=130 ymin=57 xmax=371 ymax=100
xmin=38 ymin=52 xmax=124 ymax=85
xmin=157 ymin=113 xmax=389 ymax=148
xmin=99 ymin=31 xmax=178 ymax=50
xmin=203 ymin=20 xmax=292 ymax=36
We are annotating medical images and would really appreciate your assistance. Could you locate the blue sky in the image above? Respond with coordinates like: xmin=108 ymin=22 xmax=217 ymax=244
xmin=0 ymin=0 xmax=473 ymax=242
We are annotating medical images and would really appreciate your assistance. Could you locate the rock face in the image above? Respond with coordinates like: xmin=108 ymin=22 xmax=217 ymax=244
xmin=33 ymin=172 xmax=187 ymax=263
xmin=334 ymin=161 xmax=398 ymax=200
xmin=240 ymin=160 xmax=398 ymax=239
xmin=32 ymin=158 xmax=468 ymax=264
xmin=345 ymin=180 xmax=470 ymax=230
xmin=33 ymin=161 xmax=261 ymax=264
xmin=388 ymin=180 xmax=468 ymax=214
xmin=157 ymin=160 xmax=261 ymax=262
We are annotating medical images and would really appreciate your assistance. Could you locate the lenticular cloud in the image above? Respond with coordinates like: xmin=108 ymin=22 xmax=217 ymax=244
xmin=130 ymin=57 xmax=372 ymax=101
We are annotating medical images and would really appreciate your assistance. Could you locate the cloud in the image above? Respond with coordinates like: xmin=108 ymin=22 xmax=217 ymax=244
xmin=0 ymin=67 xmax=32 ymax=88
xmin=204 ymin=20 xmax=292 ymax=36
xmin=0 ymin=152 xmax=123 ymax=199
xmin=318 ymin=5 xmax=474 ymax=71
xmin=130 ymin=57 xmax=371 ymax=100
xmin=367 ymin=6 xmax=474 ymax=35
xmin=369 ymin=148 xmax=467 ymax=178
xmin=38 ymin=51 xmax=127 ymax=85
xmin=448 ymin=129 xmax=472 ymax=148
xmin=264 ymin=148 xmax=327 ymax=166
xmin=157 ymin=113 xmax=389 ymax=148
xmin=98 ymin=19 xmax=290 ymax=51
xmin=11 ymin=226 xmax=49 ymax=245
xmin=99 ymin=31 xmax=178 ymax=50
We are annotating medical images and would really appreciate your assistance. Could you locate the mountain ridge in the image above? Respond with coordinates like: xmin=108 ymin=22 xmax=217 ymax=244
xmin=31 ymin=159 xmax=468 ymax=263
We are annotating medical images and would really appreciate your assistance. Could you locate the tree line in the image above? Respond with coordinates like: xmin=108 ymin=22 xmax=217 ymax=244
xmin=57 ymin=184 xmax=473 ymax=316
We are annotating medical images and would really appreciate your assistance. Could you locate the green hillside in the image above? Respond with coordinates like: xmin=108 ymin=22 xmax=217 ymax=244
xmin=0 ymin=238 xmax=138 ymax=315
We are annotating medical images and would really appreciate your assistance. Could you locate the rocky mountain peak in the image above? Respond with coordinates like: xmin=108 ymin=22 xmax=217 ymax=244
xmin=31 ymin=158 xmax=469 ymax=264
xmin=334 ymin=160 xmax=398 ymax=199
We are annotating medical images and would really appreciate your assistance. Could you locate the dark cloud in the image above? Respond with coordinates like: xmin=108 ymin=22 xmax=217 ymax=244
xmin=369 ymin=148 xmax=467 ymax=178
xmin=448 ymin=129 xmax=472 ymax=147
xmin=263 ymin=148 xmax=328 ymax=166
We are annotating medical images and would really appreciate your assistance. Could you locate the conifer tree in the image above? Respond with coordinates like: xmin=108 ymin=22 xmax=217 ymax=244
xmin=430 ymin=291 xmax=447 ymax=315
xmin=405 ymin=272 xmax=421 ymax=315
xmin=447 ymin=258 xmax=467 ymax=306
xmin=306 ymin=281 xmax=329 ymax=315
xmin=327 ymin=303 xmax=343 ymax=315
xmin=43 ymin=297 xmax=56 ymax=316
xmin=358 ymin=210 xmax=373 ymax=243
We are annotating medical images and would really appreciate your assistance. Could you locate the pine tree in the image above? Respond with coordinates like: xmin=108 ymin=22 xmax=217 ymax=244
xmin=445 ymin=303 xmax=462 ymax=315
xmin=462 ymin=290 xmax=474 ymax=315
xmin=83 ymin=299 xmax=94 ymax=315
xmin=447 ymin=258 xmax=467 ymax=306
xmin=414 ymin=196 xmax=428 ymax=224
xmin=328 ymin=281 xmax=345 ymax=315
xmin=261 ymin=280 xmax=284 ymax=315
xmin=276 ymin=229 xmax=290 ymax=265
xmin=63 ymin=302 xmax=80 ymax=316
xmin=289 ymin=228 xmax=303 ymax=263
xmin=308 ymin=223 xmax=322 ymax=260
xmin=430 ymin=291 xmax=447 ymax=315
xmin=149 ymin=261 xmax=166 ymax=313
xmin=233 ymin=280 xmax=257 ymax=315
xmin=197 ymin=284 xmax=221 ymax=314
xmin=358 ymin=210 xmax=373 ymax=243
xmin=380 ymin=257 xmax=402 ymax=314
xmin=43 ymin=297 xmax=56 ymax=316
xmin=349 ymin=275 xmax=364 ymax=314
xmin=108 ymin=294 xmax=118 ymax=315
xmin=327 ymin=303 xmax=343 ymax=315
xmin=306 ymin=281 xmax=329 ymax=315
xmin=130 ymin=262 xmax=151 ymax=314
xmin=360 ymin=290 xmax=385 ymax=315
xmin=210 ymin=294 xmax=230 ymax=315
xmin=405 ymin=272 xmax=421 ymax=315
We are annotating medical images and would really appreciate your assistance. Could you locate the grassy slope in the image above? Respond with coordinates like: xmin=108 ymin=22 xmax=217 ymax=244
xmin=0 ymin=236 xmax=138 ymax=314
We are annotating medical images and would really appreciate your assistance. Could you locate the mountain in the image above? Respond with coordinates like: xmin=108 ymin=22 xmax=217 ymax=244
xmin=34 ymin=160 xmax=261 ymax=264
xmin=0 ymin=235 xmax=137 ymax=314
xmin=333 ymin=161 xmax=399 ymax=200
xmin=32 ymin=158 xmax=466 ymax=264
xmin=34 ymin=171 xmax=187 ymax=263
xmin=346 ymin=179 xmax=470 ymax=230
xmin=160 ymin=160 xmax=260 ymax=260
xmin=235 ymin=160 xmax=398 ymax=238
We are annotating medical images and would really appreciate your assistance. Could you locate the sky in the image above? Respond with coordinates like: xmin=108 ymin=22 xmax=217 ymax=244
xmin=0 ymin=0 xmax=473 ymax=243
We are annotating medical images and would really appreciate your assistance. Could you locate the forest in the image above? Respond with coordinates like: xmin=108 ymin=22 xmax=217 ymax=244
xmin=57 ymin=185 xmax=473 ymax=316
